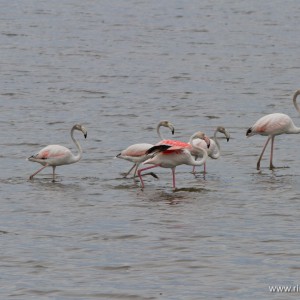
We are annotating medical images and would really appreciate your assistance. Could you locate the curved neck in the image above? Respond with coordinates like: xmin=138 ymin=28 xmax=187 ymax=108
xmin=188 ymin=132 xmax=200 ymax=144
xmin=71 ymin=127 xmax=83 ymax=162
xmin=157 ymin=123 xmax=165 ymax=140
xmin=213 ymin=129 xmax=221 ymax=151
xmin=190 ymin=138 xmax=208 ymax=165
xmin=293 ymin=90 xmax=300 ymax=114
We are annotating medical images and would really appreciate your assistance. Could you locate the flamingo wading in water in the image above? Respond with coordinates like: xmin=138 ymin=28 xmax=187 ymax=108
xmin=137 ymin=131 xmax=209 ymax=190
xmin=190 ymin=126 xmax=230 ymax=173
xmin=246 ymin=89 xmax=300 ymax=170
xmin=116 ymin=120 xmax=175 ymax=178
xmin=28 ymin=124 xmax=87 ymax=181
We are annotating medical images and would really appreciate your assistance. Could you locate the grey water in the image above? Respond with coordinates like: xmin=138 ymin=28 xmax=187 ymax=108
xmin=1 ymin=0 xmax=300 ymax=299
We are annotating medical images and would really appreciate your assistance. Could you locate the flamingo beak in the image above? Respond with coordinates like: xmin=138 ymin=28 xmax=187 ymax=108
xmin=169 ymin=124 xmax=175 ymax=135
xmin=246 ymin=128 xmax=252 ymax=137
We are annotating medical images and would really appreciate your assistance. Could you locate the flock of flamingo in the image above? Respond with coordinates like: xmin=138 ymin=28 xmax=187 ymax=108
xmin=28 ymin=89 xmax=300 ymax=190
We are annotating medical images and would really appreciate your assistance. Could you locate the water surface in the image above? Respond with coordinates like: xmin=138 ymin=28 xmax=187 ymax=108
xmin=1 ymin=0 xmax=300 ymax=299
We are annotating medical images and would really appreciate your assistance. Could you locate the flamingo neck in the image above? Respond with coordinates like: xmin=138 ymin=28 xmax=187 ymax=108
xmin=188 ymin=132 xmax=200 ymax=144
xmin=71 ymin=127 xmax=83 ymax=162
xmin=289 ymin=124 xmax=300 ymax=134
xmin=157 ymin=123 xmax=165 ymax=140
xmin=190 ymin=139 xmax=208 ymax=166
xmin=293 ymin=90 xmax=300 ymax=115
xmin=213 ymin=128 xmax=221 ymax=151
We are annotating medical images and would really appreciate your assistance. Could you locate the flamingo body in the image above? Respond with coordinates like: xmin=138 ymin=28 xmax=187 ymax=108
xmin=190 ymin=138 xmax=219 ymax=159
xmin=29 ymin=145 xmax=75 ymax=166
xmin=144 ymin=148 xmax=201 ymax=169
xmin=190 ymin=126 xmax=230 ymax=173
xmin=117 ymin=143 xmax=153 ymax=162
xmin=28 ymin=124 xmax=87 ymax=181
xmin=116 ymin=120 xmax=175 ymax=178
xmin=246 ymin=90 xmax=300 ymax=170
xmin=246 ymin=113 xmax=295 ymax=137
xmin=138 ymin=131 xmax=209 ymax=190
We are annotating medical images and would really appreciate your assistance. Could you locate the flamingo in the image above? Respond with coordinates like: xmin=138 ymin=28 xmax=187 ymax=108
xmin=190 ymin=126 xmax=230 ymax=173
xmin=28 ymin=124 xmax=87 ymax=181
xmin=246 ymin=89 xmax=300 ymax=170
xmin=137 ymin=131 xmax=209 ymax=190
xmin=116 ymin=120 xmax=175 ymax=178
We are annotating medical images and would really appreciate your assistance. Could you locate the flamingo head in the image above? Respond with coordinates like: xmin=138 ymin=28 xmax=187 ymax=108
xmin=217 ymin=126 xmax=230 ymax=142
xmin=192 ymin=131 xmax=210 ymax=148
xmin=159 ymin=120 xmax=175 ymax=135
xmin=73 ymin=124 xmax=87 ymax=138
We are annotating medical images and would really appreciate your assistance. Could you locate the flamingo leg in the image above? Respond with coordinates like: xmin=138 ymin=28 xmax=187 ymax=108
xmin=191 ymin=156 xmax=198 ymax=174
xmin=52 ymin=166 xmax=56 ymax=182
xmin=171 ymin=167 xmax=176 ymax=190
xmin=123 ymin=163 xmax=137 ymax=178
xmin=257 ymin=136 xmax=271 ymax=170
xmin=192 ymin=157 xmax=207 ymax=175
xmin=138 ymin=164 xmax=160 ymax=189
xmin=29 ymin=164 xmax=49 ymax=180
xmin=270 ymin=136 xmax=275 ymax=170
xmin=132 ymin=163 xmax=140 ymax=178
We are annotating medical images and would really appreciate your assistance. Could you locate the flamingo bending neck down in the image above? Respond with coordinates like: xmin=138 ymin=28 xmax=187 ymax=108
xmin=28 ymin=124 xmax=87 ymax=181
xmin=116 ymin=120 xmax=175 ymax=178
xmin=246 ymin=89 xmax=300 ymax=170
xmin=190 ymin=126 xmax=230 ymax=173
xmin=137 ymin=131 xmax=209 ymax=190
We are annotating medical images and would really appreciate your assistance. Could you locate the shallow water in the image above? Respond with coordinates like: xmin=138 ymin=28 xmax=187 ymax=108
xmin=1 ymin=0 xmax=300 ymax=299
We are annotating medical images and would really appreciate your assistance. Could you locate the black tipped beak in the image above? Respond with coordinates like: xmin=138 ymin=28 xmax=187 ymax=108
xmin=226 ymin=138 xmax=229 ymax=142
xmin=172 ymin=129 xmax=175 ymax=135
xmin=246 ymin=128 xmax=252 ymax=136
xmin=84 ymin=133 xmax=87 ymax=139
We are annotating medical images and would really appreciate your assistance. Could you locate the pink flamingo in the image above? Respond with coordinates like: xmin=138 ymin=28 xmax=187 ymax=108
xmin=28 ymin=124 xmax=87 ymax=181
xmin=190 ymin=126 xmax=230 ymax=173
xmin=246 ymin=89 xmax=300 ymax=170
xmin=137 ymin=131 xmax=209 ymax=190
xmin=116 ymin=120 xmax=175 ymax=178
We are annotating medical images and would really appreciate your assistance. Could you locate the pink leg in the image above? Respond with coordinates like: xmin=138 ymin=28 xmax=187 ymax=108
xmin=257 ymin=136 xmax=271 ymax=170
xmin=192 ymin=156 xmax=198 ymax=174
xmin=138 ymin=164 xmax=160 ymax=189
xmin=270 ymin=136 xmax=275 ymax=170
xmin=29 ymin=164 xmax=49 ymax=180
xmin=171 ymin=167 xmax=176 ymax=190
xmin=192 ymin=157 xmax=206 ymax=174
xmin=52 ymin=166 xmax=56 ymax=182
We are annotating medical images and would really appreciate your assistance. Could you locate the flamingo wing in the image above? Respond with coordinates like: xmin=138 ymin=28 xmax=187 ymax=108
xmin=248 ymin=113 xmax=292 ymax=136
xmin=157 ymin=139 xmax=190 ymax=148
xmin=30 ymin=145 xmax=71 ymax=160
xmin=120 ymin=143 xmax=153 ymax=157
